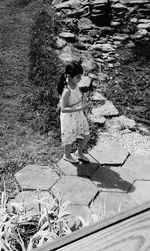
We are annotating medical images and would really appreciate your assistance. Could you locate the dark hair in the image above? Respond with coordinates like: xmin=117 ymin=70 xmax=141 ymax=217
xmin=57 ymin=60 xmax=83 ymax=95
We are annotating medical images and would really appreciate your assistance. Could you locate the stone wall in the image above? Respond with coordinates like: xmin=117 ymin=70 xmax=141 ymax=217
xmin=53 ymin=0 xmax=150 ymax=60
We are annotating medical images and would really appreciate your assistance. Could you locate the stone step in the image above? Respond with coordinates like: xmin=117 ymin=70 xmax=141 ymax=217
xmin=89 ymin=141 xmax=129 ymax=166
xmin=15 ymin=164 xmax=59 ymax=190
xmin=122 ymin=155 xmax=150 ymax=180
xmin=51 ymin=176 xmax=98 ymax=205
xmin=58 ymin=154 xmax=99 ymax=177
xmin=128 ymin=180 xmax=150 ymax=204
xmin=91 ymin=191 xmax=138 ymax=219
xmin=91 ymin=100 xmax=119 ymax=117
xmin=91 ymin=165 xmax=133 ymax=192
xmin=128 ymin=0 xmax=149 ymax=3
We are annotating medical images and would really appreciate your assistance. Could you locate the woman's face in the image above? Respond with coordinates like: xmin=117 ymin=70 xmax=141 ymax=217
xmin=72 ymin=74 xmax=82 ymax=85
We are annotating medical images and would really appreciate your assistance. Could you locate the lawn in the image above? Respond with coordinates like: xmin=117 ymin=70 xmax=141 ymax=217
xmin=0 ymin=0 xmax=64 ymax=196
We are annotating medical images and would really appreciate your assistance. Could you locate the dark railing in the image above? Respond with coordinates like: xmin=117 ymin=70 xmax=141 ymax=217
xmin=33 ymin=201 xmax=150 ymax=251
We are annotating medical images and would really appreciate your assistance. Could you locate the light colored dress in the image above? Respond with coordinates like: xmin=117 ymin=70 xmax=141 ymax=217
xmin=60 ymin=85 xmax=90 ymax=145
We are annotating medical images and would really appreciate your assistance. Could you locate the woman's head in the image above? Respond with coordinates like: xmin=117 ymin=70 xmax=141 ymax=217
xmin=57 ymin=60 xmax=83 ymax=95
xmin=65 ymin=60 xmax=83 ymax=78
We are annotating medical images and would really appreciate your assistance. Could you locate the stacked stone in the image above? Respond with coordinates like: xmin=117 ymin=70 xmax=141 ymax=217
xmin=53 ymin=0 xmax=150 ymax=68
xmin=111 ymin=2 xmax=128 ymax=28
xmin=91 ymin=0 xmax=111 ymax=26
xmin=125 ymin=1 xmax=150 ymax=56
xmin=131 ymin=18 xmax=150 ymax=56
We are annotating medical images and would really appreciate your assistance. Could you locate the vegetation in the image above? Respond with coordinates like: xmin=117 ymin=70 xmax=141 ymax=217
xmin=0 ymin=183 xmax=115 ymax=251
xmin=28 ymin=8 xmax=63 ymax=134
xmin=0 ymin=187 xmax=79 ymax=250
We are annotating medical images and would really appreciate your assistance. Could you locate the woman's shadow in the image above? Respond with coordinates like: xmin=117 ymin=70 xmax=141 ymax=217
xmin=75 ymin=160 xmax=135 ymax=193
xmin=91 ymin=165 xmax=135 ymax=193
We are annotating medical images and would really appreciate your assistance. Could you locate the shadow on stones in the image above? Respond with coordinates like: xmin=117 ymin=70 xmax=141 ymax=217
xmin=92 ymin=166 xmax=135 ymax=193
xmin=69 ymin=161 xmax=100 ymax=179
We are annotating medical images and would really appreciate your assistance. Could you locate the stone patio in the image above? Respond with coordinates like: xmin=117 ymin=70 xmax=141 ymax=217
xmin=11 ymin=142 xmax=150 ymax=221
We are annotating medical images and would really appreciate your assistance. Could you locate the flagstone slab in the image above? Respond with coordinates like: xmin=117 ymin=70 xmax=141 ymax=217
xmin=58 ymin=154 xmax=99 ymax=177
xmin=51 ymin=176 xmax=98 ymax=205
xmin=78 ymin=76 xmax=92 ymax=88
xmin=91 ymin=166 xmax=133 ymax=193
xmin=122 ymin=155 xmax=150 ymax=180
xmin=91 ymin=92 xmax=106 ymax=102
xmin=89 ymin=142 xmax=129 ymax=165
xmin=91 ymin=101 xmax=119 ymax=117
xmin=7 ymin=191 xmax=54 ymax=214
xmin=58 ymin=45 xmax=78 ymax=63
xmin=15 ymin=165 xmax=59 ymax=190
xmin=128 ymin=181 xmax=150 ymax=205
xmin=111 ymin=166 xmax=136 ymax=186
xmin=91 ymin=191 xmax=138 ymax=220
xmin=88 ymin=114 xmax=106 ymax=125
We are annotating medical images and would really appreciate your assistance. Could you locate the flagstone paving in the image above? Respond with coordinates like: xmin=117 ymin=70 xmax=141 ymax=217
xmin=14 ymin=164 xmax=59 ymax=190
xmin=122 ymin=155 xmax=150 ymax=180
xmin=12 ymin=141 xmax=150 ymax=221
xmin=111 ymin=166 xmax=136 ymax=185
xmin=89 ymin=142 xmax=129 ymax=165
xmin=128 ymin=180 xmax=150 ymax=204
xmin=91 ymin=191 xmax=138 ymax=219
xmin=91 ymin=166 xmax=134 ymax=193
xmin=58 ymin=154 xmax=99 ymax=177
xmin=51 ymin=176 xmax=98 ymax=205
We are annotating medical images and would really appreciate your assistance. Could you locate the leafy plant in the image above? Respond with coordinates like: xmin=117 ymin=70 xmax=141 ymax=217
xmin=0 ymin=181 xmax=124 ymax=251
xmin=0 ymin=185 xmax=86 ymax=251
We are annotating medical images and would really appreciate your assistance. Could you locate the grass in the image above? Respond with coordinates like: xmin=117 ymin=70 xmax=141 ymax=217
xmin=104 ymin=47 xmax=150 ymax=122
xmin=0 ymin=0 xmax=101 ymax=195
xmin=28 ymin=8 xmax=62 ymax=134
xmin=0 ymin=0 xmax=65 ymax=196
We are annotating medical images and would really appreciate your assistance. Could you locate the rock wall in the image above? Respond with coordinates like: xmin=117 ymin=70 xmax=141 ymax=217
xmin=53 ymin=0 xmax=150 ymax=71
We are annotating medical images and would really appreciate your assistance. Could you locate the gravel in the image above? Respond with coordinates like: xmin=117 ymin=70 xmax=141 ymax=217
xmin=98 ymin=129 xmax=150 ymax=156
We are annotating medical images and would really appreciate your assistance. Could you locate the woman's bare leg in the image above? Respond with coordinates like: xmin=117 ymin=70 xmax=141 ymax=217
xmin=77 ymin=134 xmax=90 ymax=156
xmin=64 ymin=144 xmax=72 ymax=158
xmin=64 ymin=144 xmax=78 ymax=161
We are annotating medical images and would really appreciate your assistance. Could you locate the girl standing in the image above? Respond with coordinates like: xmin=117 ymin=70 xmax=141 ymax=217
xmin=57 ymin=61 xmax=90 ymax=164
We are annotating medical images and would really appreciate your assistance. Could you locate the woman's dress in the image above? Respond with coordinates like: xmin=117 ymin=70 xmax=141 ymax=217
xmin=60 ymin=85 xmax=89 ymax=145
